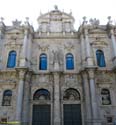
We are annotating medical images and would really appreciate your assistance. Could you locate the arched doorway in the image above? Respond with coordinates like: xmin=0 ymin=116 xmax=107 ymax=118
xmin=63 ymin=88 xmax=82 ymax=125
xmin=32 ymin=89 xmax=51 ymax=125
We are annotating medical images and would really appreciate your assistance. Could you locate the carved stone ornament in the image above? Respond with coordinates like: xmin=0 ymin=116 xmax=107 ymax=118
xmin=63 ymin=88 xmax=80 ymax=101
xmin=12 ymin=19 xmax=21 ymax=26
xmin=96 ymin=72 xmax=113 ymax=83
xmin=49 ymin=47 xmax=63 ymax=65
xmin=88 ymin=69 xmax=95 ymax=79
xmin=91 ymin=38 xmax=108 ymax=47
xmin=38 ymin=44 xmax=49 ymax=51
xmin=89 ymin=18 xmax=100 ymax=26
xmin=64 ymin=42 xmax=74 ymax=51
xmin=54 ymin=5 xmax=58 ymax=10
xmin=82 ymin=16 xmax=88 ymax=25
xmin=107 ymin=16 xmax=112 ymax=25
xmin=0 ymin=17 xmax=5 ymax=27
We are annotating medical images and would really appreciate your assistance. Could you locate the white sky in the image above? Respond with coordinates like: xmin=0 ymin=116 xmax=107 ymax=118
xmin=0 ymin=0 xmax=116 ymax=30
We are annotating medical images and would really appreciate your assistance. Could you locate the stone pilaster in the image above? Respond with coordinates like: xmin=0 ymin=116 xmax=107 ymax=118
xmin=19 ymin=29 xmax=28 ymax=67
xmin=110 ymin=29 xmax=116 ymax=65
xmin=81 ymin=71 xmax=92 ymax=125
xmin=15 ymin=68 xmax=27 ymax=124
xmin=0 ymin=18 xmax=5 ymax=69
xmin=27 ymin=34 xmax=32 ymax=68
xmin=53 ymin=72 xmax=61 ymax=125
xmin=80 ymin=34 xmax=86 ymax=67
xmin=87 ymin=69 xmax=101 ymax=125
xmin=22 ymin=70 xmax=32 ymax=125
xmin=84 ymin=29 xmax=94 ymax=66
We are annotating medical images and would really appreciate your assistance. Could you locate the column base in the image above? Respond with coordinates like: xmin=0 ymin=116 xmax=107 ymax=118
xmin=53 ymin=122 xmax=61 ymax=125
xmin=85 ymin=119 xmax=102 ymax=125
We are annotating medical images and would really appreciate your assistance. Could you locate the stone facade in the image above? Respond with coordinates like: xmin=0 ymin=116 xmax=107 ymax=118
xmin=0 ymin=7 xmax=116 ymax=125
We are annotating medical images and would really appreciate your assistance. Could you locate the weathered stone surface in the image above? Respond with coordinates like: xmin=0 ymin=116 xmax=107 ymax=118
xmin=0 ymin=7 xmax=116 ymax=125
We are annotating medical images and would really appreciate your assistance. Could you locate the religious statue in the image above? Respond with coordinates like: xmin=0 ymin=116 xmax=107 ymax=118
xmin=51 ymin=47 xmax=63 ymax=65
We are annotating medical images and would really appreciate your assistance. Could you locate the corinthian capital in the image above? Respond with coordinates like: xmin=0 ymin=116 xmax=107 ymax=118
xmin=88 ymin=69 xmax=95 ymax=79
xmin=19 ymin=70 xmax=26 ymax=80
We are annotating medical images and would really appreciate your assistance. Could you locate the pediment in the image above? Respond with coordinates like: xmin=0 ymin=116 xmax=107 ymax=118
xmin=89 ymin=27 xmax=106 ymax=34
xmin=38 ymin=10 xmax=74 ymax=23
xmin=6 ymin=27 xmax=23 ymax=34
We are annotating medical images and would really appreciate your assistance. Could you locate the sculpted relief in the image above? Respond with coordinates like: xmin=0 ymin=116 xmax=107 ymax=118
xmin=96 ymin=72 xmax=113 ymax=84
xmin=50 ymin=47 xmax=63 ymax=65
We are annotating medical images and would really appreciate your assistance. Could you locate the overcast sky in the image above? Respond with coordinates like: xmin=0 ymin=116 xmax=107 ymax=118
xmin=0 ymin=0 xmax=116 ymax=30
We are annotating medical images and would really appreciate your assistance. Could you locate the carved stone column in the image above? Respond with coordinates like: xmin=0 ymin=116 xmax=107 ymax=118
xmin=110 ymin=29 xmax=116 ymax=65
xmin=22 ymin=71 xmax=32 ymax=125
xmin=53 ymin=72 xmax=61 ymax=125
xmin=20 ymin=29 xmax=28 ymax=67
xmin=81 ymin=71 xmax=92 ymax=125
xmin=0 ymin=18 xmax=5 ymax=69
xmin=80 ymin=34 xmax=86 ymax=67
xmin=88 ymin=69 xmax=101 ymax=125
xmin=16 ymin=69 xmax=27 ymax=124
xmin=27 ymin=34 xmax=32 ymax=67
xmin=84 ymin=29 xmax=93 ymax=66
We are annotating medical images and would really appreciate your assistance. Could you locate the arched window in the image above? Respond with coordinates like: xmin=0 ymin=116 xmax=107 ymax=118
xmin=63 ymin=88 xmax=80 ymax=100
xmin=96 ymin=50 xmax=106 ymax=67
xmin=39 ymin=54 xmax=47 ymax=70
xmin=2 ymin=90 xmax=12 ymax=106
xmin=101 ymin=89 xmax=111 ymax=105
xmin=66 ymin=53 xmax=74 ymax=70
xmin=33 ymin=89 xmax=50 ymax=100
xmin=7 ymin=51 xmax=16 ymax=68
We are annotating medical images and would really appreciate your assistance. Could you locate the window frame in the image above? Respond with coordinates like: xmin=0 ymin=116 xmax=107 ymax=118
xmin=101 ymin=88 xmax=111 ymax=105
xmin=66 ymin=53 xmax=74 ymax=70
xmin=7 ymin=50 xmax=17 ymax=68
xmin=39 ymin=53 xmax=47 ymax=70
xmin=96 ymin=49 xmax=106 ymax=67
xmin=2 ymin=90 xmax=12 ymax=106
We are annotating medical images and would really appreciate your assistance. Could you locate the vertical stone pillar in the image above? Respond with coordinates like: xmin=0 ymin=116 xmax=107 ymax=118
xmin=16 ymin=69 xmax=27 ymax=124
xmin=110 ymin=29 xmax=116 ymax=64
xmin=23 ymin=30 xmax=28 ymax=58
xmin=80 ymin=34 xmax=86 ymax=67
xmin=82 ymin=71 xmax=92 ymax=125
xmin=22 ymin=71 xmax=32 ymax=125
xmin=53 ymin=72 xmax=61 ymax=125
xmin=88 ymin=69 xmax=101 ymax=125
xmin=0 ymin=18 xmax=5 ymax=69
xmin=27 ymin=34 xmax=32 ymax=67
xmin=0 ymin=30 xmax=3 ymax=69
xmin=84 ymin=29 xmax=93 ymax=66
xmin=20 ymin=30 xmax=28 ymax=67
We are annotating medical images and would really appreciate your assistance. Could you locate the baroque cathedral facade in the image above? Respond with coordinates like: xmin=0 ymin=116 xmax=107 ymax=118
xmin=0 ymin=6 xmax=116 ymax=125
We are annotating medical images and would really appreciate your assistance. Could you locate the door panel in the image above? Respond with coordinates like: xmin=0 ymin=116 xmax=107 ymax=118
xmin=32 ymin=105 xmax=51 ymax=125
xmin=64 ymin=104 xmax=82 ymax=125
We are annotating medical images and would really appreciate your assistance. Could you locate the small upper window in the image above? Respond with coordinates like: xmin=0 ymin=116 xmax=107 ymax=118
xmin=96 ymin=50 xmax=106 ymax=67
xmin=101 ymin=89 xmax=111 ymax=105
xmin=2 ymin=90 xmax=12 ymax=106
xmin=66 ymin=53 xmax=74 ymax=70
xmin=7 ymin=51 xmax=16 ymax=68
xmin=39 ymin=54 xmax=47 ymax=70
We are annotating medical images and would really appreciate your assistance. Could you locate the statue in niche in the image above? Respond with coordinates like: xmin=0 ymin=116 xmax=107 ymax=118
xmin=51 ymin=47 xmax=63 ymax=65
xmin=101 ymin=89 xmax=111 ymax=105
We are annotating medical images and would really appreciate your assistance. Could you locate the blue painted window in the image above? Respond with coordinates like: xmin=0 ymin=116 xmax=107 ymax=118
xmin=39 ymin=54 xmax=47 ymax=70
xmin=96 ymin=50 xmax=106 ymax=67
xmin=7 ymin=51 xmax=16 ymax=68
xmin=2 ymin=90 xmax=12 ymax=106
xmin=33 ymin=89 xmax=50 ymax=100
xmin=66 ymin=53 xmax=74 ymax=70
